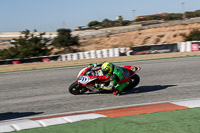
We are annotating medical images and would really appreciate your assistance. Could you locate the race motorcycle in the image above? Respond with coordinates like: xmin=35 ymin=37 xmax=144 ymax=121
xmin=69 ymin=65 xmax=141 ymax=95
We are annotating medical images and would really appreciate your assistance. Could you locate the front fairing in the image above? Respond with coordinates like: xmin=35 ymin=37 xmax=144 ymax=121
xmin=77 ymin=67 xmax=97 ymax=85
xmin=77 ymin=67 xmax=87 ymax=78
xmin=78 ymin=76 xmax=97 ymax=85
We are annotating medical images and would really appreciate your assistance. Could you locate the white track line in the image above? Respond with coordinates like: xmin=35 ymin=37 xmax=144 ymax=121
xmin=1 ymin=98 xmax=200 ymax=133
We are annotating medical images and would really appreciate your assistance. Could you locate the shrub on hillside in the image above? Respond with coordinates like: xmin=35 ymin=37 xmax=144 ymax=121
xmin=183 ymin=29 xmax=200 ymax=41
xmin=51 ymin=28 xmax=80 ymax=54
xmin=0 ymin=30 xmax=52 ymax=59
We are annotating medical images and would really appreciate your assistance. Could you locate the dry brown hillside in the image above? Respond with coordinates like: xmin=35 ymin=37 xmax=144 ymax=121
xmin=79 ymin=23 xmax=200 ymax=51
xmin=1 ymin=23 xmax=200 ymax=53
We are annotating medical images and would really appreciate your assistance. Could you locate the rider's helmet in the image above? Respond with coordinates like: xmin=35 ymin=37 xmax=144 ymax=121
xmin=101 ymin=62 xmax=113 ymax=77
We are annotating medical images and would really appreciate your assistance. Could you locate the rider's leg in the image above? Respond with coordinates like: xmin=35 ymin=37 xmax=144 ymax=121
xmin=113 ymin=82 xmax=129 ymax=95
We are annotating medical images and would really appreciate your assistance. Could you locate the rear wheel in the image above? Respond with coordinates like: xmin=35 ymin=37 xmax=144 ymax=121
xmin=125 ymin=74 xmax=140 ymax=91
xmin=69 ymin=81 xmax=87 ymax=95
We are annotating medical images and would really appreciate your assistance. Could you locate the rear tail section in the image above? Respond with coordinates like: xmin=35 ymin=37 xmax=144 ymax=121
xmin=133 ymin=66 xmax=141 ymax=72
xmin=123 ymin=65 xmax=141 ymax=72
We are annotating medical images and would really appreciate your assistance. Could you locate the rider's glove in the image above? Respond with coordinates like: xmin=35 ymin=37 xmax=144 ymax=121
xmin=89 ymin=63 xmax=97 ymax=67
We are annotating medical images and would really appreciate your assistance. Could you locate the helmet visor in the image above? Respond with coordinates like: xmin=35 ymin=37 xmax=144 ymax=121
xmin=102 ymin=68 xmax=110 ymax=76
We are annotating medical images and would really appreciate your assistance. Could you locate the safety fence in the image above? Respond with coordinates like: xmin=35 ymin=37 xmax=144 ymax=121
xmin=178 ymin=41 xmax=200 ymax=52
xmin=59 ymin=43 xmax=178 ymax=61
xmin=0 ymin=56 xmax=59 ymax=65
xmin=59 ymin=47 xmax=128 ymax=61
xmin=0 ymin=41 xmax=200 ymax=65
xmin=59 ymin=41 xmax=200 ymax=61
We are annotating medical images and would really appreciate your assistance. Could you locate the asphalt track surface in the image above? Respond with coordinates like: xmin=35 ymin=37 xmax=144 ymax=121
xmin=0 ymin=56 xmax=200 ymax=122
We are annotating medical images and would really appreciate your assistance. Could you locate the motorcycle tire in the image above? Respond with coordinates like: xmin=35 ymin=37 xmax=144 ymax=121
xmin=69 ymin=81 xmax=86 ymax=95
xmin=125 ymin=74 xmax=140 ymax=91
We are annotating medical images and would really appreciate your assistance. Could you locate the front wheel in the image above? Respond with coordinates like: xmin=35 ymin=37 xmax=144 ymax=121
xmin=125 ymin=74 xmax=140 ymax=91
xmin=69 ymin=81 xmax=87 ymax=95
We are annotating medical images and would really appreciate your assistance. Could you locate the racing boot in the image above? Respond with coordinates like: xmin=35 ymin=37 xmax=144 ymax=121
xmin=113 ymin=89 xmax=121 ymax=96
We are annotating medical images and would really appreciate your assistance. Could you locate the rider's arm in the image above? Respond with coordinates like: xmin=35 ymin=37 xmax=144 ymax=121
xmin=90 ymin=63 xmax=104 ymax=67
xmin=96 ymin=63 xmax=104 ymax=67
xmin=110 ymin=74 xmax=120 ymax=85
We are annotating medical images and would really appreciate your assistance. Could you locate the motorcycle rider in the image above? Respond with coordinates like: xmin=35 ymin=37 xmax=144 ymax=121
xmin=91 ymin=62 xmax=132 ymax=96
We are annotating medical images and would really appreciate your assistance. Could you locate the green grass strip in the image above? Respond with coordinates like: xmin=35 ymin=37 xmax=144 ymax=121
xmin=15 ymin=107 xmax=200 ymax=133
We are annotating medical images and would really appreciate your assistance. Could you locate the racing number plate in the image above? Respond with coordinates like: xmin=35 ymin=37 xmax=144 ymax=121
xmin=81 ymin=76 xmax=89 ymax=84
